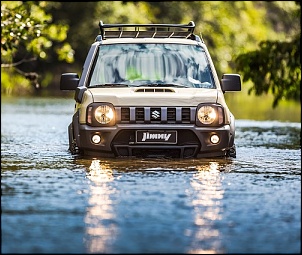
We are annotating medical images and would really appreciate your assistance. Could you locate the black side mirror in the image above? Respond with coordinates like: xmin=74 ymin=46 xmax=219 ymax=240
xmin=60 ymin=73 xmax=79 ymax=90
xmin=221 ymin=74 xmax=241 ymax=92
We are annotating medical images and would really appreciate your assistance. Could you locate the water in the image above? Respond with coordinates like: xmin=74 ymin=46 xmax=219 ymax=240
xmin=1 ymin=97 xmax=301 ymax=253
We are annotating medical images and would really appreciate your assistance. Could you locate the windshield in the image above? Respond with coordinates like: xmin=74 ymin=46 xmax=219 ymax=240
xmin=88 ymin=43 xmax=215 ymax=88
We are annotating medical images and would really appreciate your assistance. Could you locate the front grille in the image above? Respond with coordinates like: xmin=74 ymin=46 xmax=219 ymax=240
xmin=111 ymin=130 xmax=200 ymax=158
xmin=116 ymin=107 xmax=196 ymax=124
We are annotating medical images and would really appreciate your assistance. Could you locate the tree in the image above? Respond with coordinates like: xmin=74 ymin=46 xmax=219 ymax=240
xmin=235 ymin=1 xmax=301 ymax=107
xmin=1 ymin=0 xmax=300 ymax=106
xmin=235 ymin=35 xmax=300 ymax=108
xmin=1 ymin=1 xmax=74 ymax=94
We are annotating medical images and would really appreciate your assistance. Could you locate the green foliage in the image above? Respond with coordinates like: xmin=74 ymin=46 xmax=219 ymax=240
xmin=1 ymin=68 xmax=32 ymax=95
xmin=145 ymin=1 xmax=277 ymax=76
xmin=235 ymin=35 xmax=301 ymax=107
xmin=1 ymin=1 xmax=74 ymax=61
xmin=1 ymin=0 xmax=301 ymax=108
xmin=94 ymin=1 xmax=154 ymax=24
xmin=1 ymin=1 xmax=50 ymax=57
xmin=236 ymin=37 xmax=301 ymax=107
xmin=1 ymin=1 xmax=74 ymax=93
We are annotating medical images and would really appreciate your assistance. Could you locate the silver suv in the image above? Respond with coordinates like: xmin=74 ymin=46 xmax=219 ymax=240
xmin=60 ymin=21 xmax=241 ymax=158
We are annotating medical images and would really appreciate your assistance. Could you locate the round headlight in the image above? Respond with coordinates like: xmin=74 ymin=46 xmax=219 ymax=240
xmin=197 ymin=106 xmax=217 ymax=124
xmin=95 ymin=105 xmax=114 ymax=124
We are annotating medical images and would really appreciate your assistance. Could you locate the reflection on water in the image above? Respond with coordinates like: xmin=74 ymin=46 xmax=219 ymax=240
xmin=1 ymin=97 xmax=300 ymax=253
xmin=82 ymin=159 xmax=230 ymax=253
xmin=187 ymin=162 xmax=224 ymax=254
xmin=87 ymin=159 xmax=114 ymax=182
xmin=76 ymin=156 xmax=234 ymax=172
xmin=84 ymin=159 xmax=118 ymax=253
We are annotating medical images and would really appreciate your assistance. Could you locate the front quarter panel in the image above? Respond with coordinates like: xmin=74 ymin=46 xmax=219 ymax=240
xmin=216 ymin=90 xmax=231 ymax=124
xmin=78 ymin=90 xmax=94 ymax=124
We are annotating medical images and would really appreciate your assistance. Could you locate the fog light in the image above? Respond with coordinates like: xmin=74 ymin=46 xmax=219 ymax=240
xmin=210 ymin=134 xmax=220 ymax=144
xmin=91 ymin=134 xmax=101 ymax=144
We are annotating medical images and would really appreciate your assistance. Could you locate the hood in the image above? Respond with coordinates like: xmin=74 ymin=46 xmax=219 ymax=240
xmin=88 ymin=87 xmax=218 ymax=106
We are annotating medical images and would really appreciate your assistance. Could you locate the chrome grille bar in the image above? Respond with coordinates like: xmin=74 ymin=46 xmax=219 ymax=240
xmin=116 ymin=107 xmax=195 ymax=124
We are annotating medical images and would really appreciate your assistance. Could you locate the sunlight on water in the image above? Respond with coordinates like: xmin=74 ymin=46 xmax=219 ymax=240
xmin=81 ymin=159 xmax=230 ymax=253
xmin=187 ymin=162 xmax=224 ymax=254
xmin=1 ymin=97 xmax=301 ymax=253
xmin=84 ymin=159 xmax=117 ymax=253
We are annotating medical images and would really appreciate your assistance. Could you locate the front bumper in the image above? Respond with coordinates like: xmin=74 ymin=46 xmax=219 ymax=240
xmin=75 ymin=123 xmax=233 ymax=158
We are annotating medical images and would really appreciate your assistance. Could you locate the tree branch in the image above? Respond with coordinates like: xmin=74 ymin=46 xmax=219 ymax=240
xmin=1 ymin=57 xmax=38 ymax=68
xmin=13 ymin=67 xmax=41 ymax=90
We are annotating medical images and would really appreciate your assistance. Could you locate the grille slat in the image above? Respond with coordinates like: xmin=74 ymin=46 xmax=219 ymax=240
xmin=129 ymin=107 xmax=136 ymax=123
xmin=121 ymin=108 xmax=130 ymax=121
xmin=135 ymin=108 xmax=144 ymax=122
xmin=167 ymin=108 xmax=176 ymax=122
xmin=175 ymin=107 xmax=182 ymax=123
xmin=182 ymin=108 xmax=191 ymax=123
xmin=119 ymin=107 xmax=195 ymax=124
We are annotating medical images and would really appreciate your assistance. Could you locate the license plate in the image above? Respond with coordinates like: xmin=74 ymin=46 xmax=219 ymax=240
xmin=136 ymin=130 xmax=177 ymax=144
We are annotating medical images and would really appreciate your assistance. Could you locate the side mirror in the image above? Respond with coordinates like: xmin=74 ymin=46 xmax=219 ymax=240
xmin=60 ymin=73 xmax=79 ymax=90
xmin=221 ymin=74 xmax=241 ymax=92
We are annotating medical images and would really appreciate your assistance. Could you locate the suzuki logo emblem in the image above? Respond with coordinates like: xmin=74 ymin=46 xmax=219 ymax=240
xmin=151 ymin=110 xmax=160 ymax=119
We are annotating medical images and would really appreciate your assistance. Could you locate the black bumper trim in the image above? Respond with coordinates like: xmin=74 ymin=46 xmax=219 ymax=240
xmin=112 ymin=144 xmax=200 ymax=158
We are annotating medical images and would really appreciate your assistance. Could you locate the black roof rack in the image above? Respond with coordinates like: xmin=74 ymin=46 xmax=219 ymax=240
xmin=98 ymin=21 xmax=197 ymax=40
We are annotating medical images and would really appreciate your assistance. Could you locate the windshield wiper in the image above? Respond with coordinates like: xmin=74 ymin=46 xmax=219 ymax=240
xmin=90 ymin=83 xmax=129 ymax=88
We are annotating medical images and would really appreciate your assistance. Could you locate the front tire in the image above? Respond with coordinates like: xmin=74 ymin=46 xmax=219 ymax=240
xmin=226 ymin=144 xmax=236 ymax=158
xmin=68 ymin=123 xmax=79 ymax=155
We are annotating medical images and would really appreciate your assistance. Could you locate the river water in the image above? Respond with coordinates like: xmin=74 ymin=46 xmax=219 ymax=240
xmin=1 ymin=97 xmax=301 ymax=254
